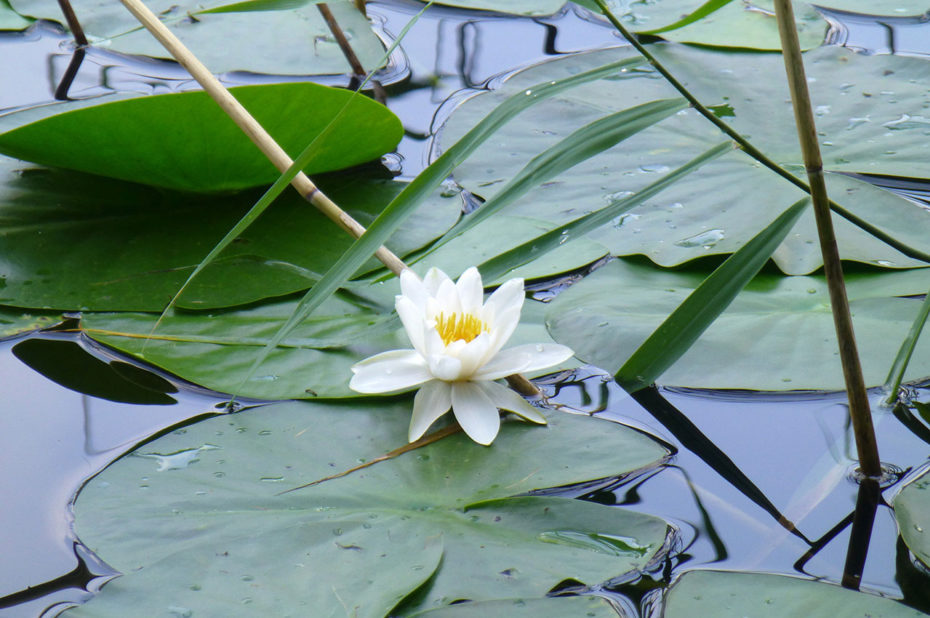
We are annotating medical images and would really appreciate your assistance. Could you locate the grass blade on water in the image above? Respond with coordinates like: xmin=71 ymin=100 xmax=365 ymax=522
xmin=616 ymin=197 xmax=809 ymax=392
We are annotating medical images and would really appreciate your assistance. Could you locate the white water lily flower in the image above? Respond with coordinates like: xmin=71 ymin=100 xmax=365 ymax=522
xmin=349 ymin=266 xmax=574 ymax=445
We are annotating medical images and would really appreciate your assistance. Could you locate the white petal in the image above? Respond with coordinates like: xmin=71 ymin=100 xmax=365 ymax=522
xmin=486 ymin=305 xmax=521 ymax=357
xmin=451 ymin=382 xmax=501 ymax=445
xmin=408 ymin=380 xmax=452 ymax=442
xmin=484 ymin=277 xmax=524 ymax=322
xmin=456 ymin=267 xmax=484 ymax=313
xmin=423 ymin=267 xmax=452 ymax=297
xmin=472 ymin=343 xmax=573 ymax=380
xmin=349 ymin=350 xmax=432 ymax=393
xmin=395 ymin=296 xmax=428 ymax=357
xmin=399 ymin=269 xmax=428 ymax=308
xmin=455 ymin=332 xmax=493 ymax=378
xmin=435 ymin=278 xmax=461 ymax=315
xmin=478 ymin=380 xmax=547 ymax=424
xmin=470 ymin=347 xmax=532 ymax=381
xmin=428 ymin=354 xmax=464 ymax=381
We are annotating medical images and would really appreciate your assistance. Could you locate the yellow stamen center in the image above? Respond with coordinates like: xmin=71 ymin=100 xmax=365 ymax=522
xmin=435 ymin=311 xmax=488 ymax=346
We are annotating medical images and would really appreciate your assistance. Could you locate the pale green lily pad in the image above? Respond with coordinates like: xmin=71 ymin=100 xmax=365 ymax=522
xmin=893 ymin=468 xmax=930 ymax=569
xmin=82 ymin=291 xmax=575 ymax=399
xmin=68 ymin=399 xmax=670 ymax=616
xmin=665 ymin=570 xmax=927 ymax=617
xmin=439 ymin=45 xmax=930 ymax=275
xmin=0 ymin=0 xmax=30 ymax=30
xmin=410 ymin=595 xmax=617 ymax=617
xmin=0 ymin=307 xmax=59 ymax=338
xmin=406 ymin=213 xmax=609 ymax=285
xmin=546 ymin=258 xmax=930 ymax=390
xmin=0 ymin=156 xmax=458 ymax=312
xmin=11 ymin=0 xmax=383 ymax=75
xmin=575 ymin=0 xmax=825 ymax=50
xmin=0 ymin=82 xmax=402 ymax=192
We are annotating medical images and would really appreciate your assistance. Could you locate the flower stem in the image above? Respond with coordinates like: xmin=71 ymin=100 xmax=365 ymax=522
xmin=773 ymin=0 xmax=880 ymax=478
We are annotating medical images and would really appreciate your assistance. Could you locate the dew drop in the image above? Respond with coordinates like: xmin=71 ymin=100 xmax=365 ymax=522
xmin=674 ymin=229 xmax=725 ymax=249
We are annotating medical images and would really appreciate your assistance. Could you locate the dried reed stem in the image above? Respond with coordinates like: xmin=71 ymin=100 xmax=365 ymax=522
xmin=773 ymin=0 xmax=881 ymax=478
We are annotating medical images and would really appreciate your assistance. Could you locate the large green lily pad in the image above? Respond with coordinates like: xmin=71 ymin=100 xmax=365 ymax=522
xmin=0 ymin=82 xmax=402 ymax=192
xmin=893 ymin=468 xmax=930 ymax=569
xmin=0 ymin=156 xmax=457 ymax=312
xmin=439 ymin=44 xmax=930 ymax=275
xmin=82 ymin=290 xmax=575 ymax=400
xmin=68 ymin=399 xmax=670 ymax=616
xmin=546 ymin=258 xmax=930 ymax=390
xmin=11 ymin=0 xmax=384 ymax=75
xmin=665 ymin=570 xmax=927 ymax=617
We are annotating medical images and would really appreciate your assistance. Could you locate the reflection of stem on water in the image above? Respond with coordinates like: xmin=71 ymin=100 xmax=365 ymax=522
xmin=54 ymin=0 xmax=89 ymax=100
xmin=632 ymin=387 xmax=809 ymax=543
xmin=842 ymin=477 xmax=881 ymax=589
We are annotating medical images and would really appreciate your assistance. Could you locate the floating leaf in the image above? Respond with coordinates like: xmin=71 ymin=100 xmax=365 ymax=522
xmin=11 ymin=0 xmax=384 ymax=75
xmin=82 ymin=293 xmax=574 ymax=400
xmin=893 ymin=467 xmax=930 ymax=569
xmin=69 ymin=399 xmax=670 ymax=616
xmin=0 ymin=157 xmax=455 ymax=311
xmin=546 ymin=258 xmax=930 ymax=390
xmin=410 ymin=596 xmax=617 ymax=617
xmin=0 ymin=0 xmax=30 ymax=30
xmin=0 ymin=306 xmax=58 ymax=339
xmin=439 ymin=45 xmax=930 ymax=274
xmin=664 ymin=570 xmax=926 ymax=617
xmin=0 ymin=83 xmax=403 ymax=192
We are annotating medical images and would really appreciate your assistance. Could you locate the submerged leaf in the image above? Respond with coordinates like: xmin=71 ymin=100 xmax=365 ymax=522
xmin=0 ymin=83 xmax=402 ymax=192
xmin=69 ymin=400 xmax=670 ymax=616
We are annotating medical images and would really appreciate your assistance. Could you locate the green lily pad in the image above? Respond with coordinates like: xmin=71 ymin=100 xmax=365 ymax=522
xmin=893 ymin=468 xmax=930 ymax=569
xmin=546 ymin=258 xmax=930 ymax=390
xmin=406 ymin=213 xmax=609 ymax=285
xmin=11 ymin=0 xmax=384 ymax=75
xmin=665 ymin=570 xmax=926 ymax=617
xmin=410 ymin=595 xmax=617 ymax=617
xmin=68 ymin=399 xmax=670 ymax=616
xmin=575 ymin=0 xmax=825 ymax=50
xmin=0 ymin=82 xmax=402 ymax=192
xmin=439 ymin=44 xmax=930 ymax=275
xmin=0 ymin=0 xmax=30 ymax=30
xmin=0 ymin=307 xmax=59 ymax=338
xmin=82 ymin=289 xmax=575 ymax=400
xmin=0 ymin=156 xmax=458 ymax=312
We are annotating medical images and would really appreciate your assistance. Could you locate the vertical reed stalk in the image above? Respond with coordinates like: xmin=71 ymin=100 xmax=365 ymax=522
xmin=773 ymin=0 xmax=881 ymax=478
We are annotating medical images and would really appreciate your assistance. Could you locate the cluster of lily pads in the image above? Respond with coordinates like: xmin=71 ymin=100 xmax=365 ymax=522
xmin=2 ymin=0 xmax=930 ymax=616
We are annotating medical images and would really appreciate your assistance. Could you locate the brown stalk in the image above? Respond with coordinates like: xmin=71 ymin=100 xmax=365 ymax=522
xmin=773 ymin=0 xmax=881 ymax=478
